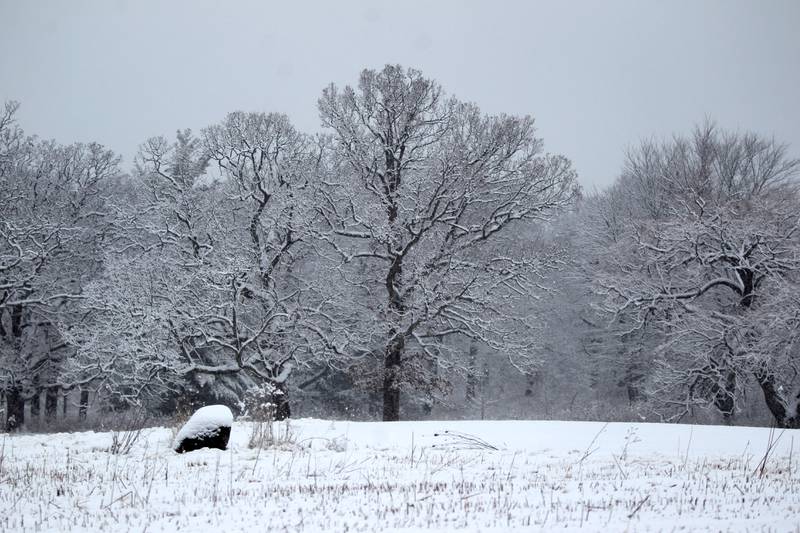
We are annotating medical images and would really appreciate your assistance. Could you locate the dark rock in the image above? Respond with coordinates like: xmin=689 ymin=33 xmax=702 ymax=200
xmin=174 ymin=425 xmax=231 ymax=453
xmin=173 ymin=404 xmax=233 ymax=453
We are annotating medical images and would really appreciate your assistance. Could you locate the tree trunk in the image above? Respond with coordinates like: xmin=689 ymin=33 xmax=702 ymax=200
xmin=45 ymin=389 xmax=58 ymax=422
xmin=30 ymin=388 xmax=41 ymax=426
xmin=275 ymin=399 xmax=291 ymax=421
xmin=479 ymin=361 xmax=488 ymax=420
xmin=273 ymin=385 xmax=291 ymax=421
xmin=465 ymin=339 xmax=479 ymax=405
xmin=382 ymin=334 xmax=403 ymax=421
xmin=62 ymin=390 xmax=69 ymax=419
xmin=5 ymin=388 xmax=24 ymax=431
xmin=623 ymin=357 xmax=642 ymax=405
xmin=382 ymin=249 xmax=405 ymax=421
xmin=382 ymin=142 xmax=404 ymax=422
xmin=79 ymin=388 xmax=90 ymax=420
xmin=755 ymin=372 xmax=800 ymax=429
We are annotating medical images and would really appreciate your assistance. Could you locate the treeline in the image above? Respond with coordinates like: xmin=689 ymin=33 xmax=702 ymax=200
xmin=1 ymin=65 xmax=798 ymax=430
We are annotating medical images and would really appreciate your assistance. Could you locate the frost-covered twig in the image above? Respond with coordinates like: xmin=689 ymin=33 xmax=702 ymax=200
xmin=432 ymin=430 xmax=499 ymax=451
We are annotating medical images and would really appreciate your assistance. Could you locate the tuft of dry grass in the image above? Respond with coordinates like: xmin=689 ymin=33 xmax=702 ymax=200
xmin=107 ymin=410 xmax=147 ymax=455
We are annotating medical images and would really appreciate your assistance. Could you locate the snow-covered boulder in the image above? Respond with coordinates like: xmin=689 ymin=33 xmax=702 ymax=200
xmin=173 ymin=405 xmax=233 ymax=453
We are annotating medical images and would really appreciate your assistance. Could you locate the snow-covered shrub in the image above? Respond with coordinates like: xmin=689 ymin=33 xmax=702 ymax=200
xmin=241 ymin=384 xmax=278 ymax=422
xmin=242 ymin=384 xmax=279 ymax=449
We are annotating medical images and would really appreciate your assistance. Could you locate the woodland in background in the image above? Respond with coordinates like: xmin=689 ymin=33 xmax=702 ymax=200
xmin=2 ymin=65 xmax=799 ymax=431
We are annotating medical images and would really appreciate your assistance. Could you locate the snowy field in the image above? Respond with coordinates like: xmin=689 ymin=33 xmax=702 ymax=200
xmin=1 ymin=419 xmax=798 ymax=532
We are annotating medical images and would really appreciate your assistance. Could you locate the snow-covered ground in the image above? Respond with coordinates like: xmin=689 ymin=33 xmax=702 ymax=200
xmin=0 ymin=419 xmax=798 ymax=532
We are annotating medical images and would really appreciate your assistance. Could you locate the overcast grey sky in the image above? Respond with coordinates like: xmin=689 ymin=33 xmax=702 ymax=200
xmin=1 ymin=0 xmax=798 ymax=188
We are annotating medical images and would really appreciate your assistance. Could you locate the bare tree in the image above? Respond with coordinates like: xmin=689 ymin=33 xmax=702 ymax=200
xmin=0 ymin=101 xmax=120 ymax=429
xmin=317 ymin=65 xmax=577 ymax=420
xmin=69 ymin=116 xmax=336 ymax=418
xmin=588 ymin=123 xmax=800 ymax=427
